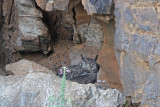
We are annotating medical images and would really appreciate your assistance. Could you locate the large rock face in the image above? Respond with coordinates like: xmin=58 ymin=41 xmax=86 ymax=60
xmin=0 ymin=0 xmax=51 ymax=69
xmin=82 ymin=0 xmax=113 ymax=15
xmin=0 ymin=0 xmax=21 ymax=68
xmin=0 ymin=61 xmax=125 ymax=107
xmin=35 ymin=0 xmax=113 ymax=49
xmin=15 ymin=0 xmax=51 ymax=53
xmin=114 ymin=0 xmax=160 ymax=106
xmin=0 ymin=73 xmax=125 ymax=107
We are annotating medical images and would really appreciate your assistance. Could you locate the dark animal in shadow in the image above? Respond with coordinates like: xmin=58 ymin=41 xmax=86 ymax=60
xmin=57 ymin=54 xmax=99 ymax=84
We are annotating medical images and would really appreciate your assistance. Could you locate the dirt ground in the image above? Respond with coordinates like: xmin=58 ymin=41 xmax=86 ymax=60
xmin=21 ymin=40 xmax=74 ymax=74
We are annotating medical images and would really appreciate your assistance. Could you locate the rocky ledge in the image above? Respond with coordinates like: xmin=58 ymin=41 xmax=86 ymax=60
xmin=0 ymin=60 xmax=125 ymax=107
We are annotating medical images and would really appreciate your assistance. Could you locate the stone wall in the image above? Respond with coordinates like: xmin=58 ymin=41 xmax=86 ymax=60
xmin=0 ymin=0 xmax=20 ymax=68
xmin=15 ymin=0 xmax=51 ymax=53
xmin=114 ymin=0 xmax=160 ymax=106
xmin=0 ymin=0 xmax=52 ymax=69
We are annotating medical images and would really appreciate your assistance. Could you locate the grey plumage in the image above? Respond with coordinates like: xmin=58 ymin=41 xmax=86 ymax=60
xmin=57 ymin=54 xmax=99 ymax=84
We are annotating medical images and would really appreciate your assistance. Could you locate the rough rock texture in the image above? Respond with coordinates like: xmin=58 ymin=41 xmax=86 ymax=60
xmin=48 ymin=0 xmax=114 ymax=15
xmin=36 ymin=0 xmax=113 ymax=49
xmin=72 ymin=2 xmax=90 ymax=44
xmin=82 ymin=0 xmax=113 ymax=15
xmin=0 ymin=0 xmax=52 ymax=69
xmin=77 ymin=17 xmax=104 ymax=49
xmin=49 ymin=0 xmax=112 ymax=49
xmin=36 ymin=0 xmax=61 ymax=11
xmin=36 ymin=0 xmax=54 ymax=11
xmin=0 ymin=0 xmax=21 ymax=69
xmin=0 ymin=1 xmax=2 ymax=29
xmin=0 ymin=72 xmax=125 ymax=107
xmin=114 ymin=0 xmax=160 ymax=106
xmin=5 ymin=59 xmax=53 ymax=75
xmin=39 ymin=6 xmax=74 ymax=40
xmin=35 ymin=0 xmax=113 ymax=49
xmin=50 ymin=10 xmax=74 ymax=40
xmin=53 ymin=0 xmax=69 ymax=10
xmin=0 ymin=68 xmax=5 ymax=76
xmin=15 ymin=0 xmax=51 ymax=53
